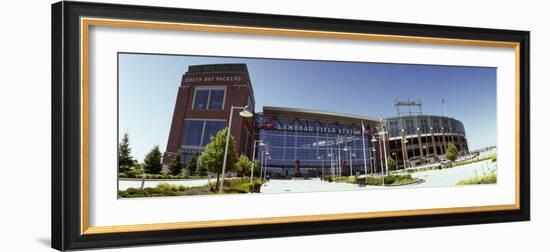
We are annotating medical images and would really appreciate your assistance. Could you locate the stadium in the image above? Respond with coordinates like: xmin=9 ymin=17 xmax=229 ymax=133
xmin=163 ymin=63 xmax=469 ymax=177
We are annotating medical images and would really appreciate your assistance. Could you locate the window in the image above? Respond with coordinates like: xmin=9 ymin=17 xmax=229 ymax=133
xmin=405 ymin=119 xmax=415 ymax=135
xmin=193 ymin=88 xmax=225 ymax=110
xmin=182 ymin=120 xmax=226 ymax=147
xmin=202 ymin=121 xmax=226 ymax=146
xmin=420 ymin=118 xmax=429 ymax=134
xmin=389 ymin=120 xmax=399 ymax=137
xmin=209 ymin=90 xmax=225 ymax=109
xmin=193 ymin=90 xmax=209 ymax=109
xmin=431 ymin=118 xmax=441 ymax=133
xmin=182 ymin=120 xmax=203 ymax=146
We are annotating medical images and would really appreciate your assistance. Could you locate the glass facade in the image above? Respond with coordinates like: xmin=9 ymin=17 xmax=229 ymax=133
xmin=405 ymin=119 xmax=415 ymax=135
xmin=257 ymin=116 xmax=371 ymax=176
xmin=431 ymin=118 xmax=440 ymax=132
xmin=385 ymin=116 xmax=466 ymax=136
xmin=420 ymin=118 xmax=429 ymax=134
xmin=388 ymin=120 xmax=399 ymax=137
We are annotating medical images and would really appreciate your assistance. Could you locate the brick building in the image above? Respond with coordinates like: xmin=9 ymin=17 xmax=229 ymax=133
xmin=163 ymin=64 xmax=255 ymax=166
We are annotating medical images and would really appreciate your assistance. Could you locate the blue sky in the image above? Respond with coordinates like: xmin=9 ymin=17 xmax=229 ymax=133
xmin=119 ymin=53 xmax=496 ymax=162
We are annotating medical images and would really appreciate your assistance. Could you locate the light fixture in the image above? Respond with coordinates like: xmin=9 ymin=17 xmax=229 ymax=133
xmin=239 ymin=105 xmax=253 ymax=118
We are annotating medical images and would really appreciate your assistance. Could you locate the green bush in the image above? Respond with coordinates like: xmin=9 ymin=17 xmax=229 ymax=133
xmin=230 ymin=182 xmax=251 ymax=193
xmin=119 ymin=178 xmax=260 ymax=198
xmin=118 ymin=173 xmax=128 ymax=178
xmin=346 ymin=176 xmax=357 ymax=184
xmin=323 ymin=176 xmax=333 ymax=182
xmin=355 ymin=177 xmax=366 ymax=185
xmin=366 ymin=176 xmax=382 ymax=186
xmin=456 ymin=173 xmax=497 ymax=185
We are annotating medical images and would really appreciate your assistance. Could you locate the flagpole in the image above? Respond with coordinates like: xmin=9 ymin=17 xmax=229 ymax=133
xmin=380 ymin=115 xmax=389 ymax=176
xmin=442 ymin=98 xmax=448 ymax=117
xmin=361 ymin=120 xmax=368 ymax=176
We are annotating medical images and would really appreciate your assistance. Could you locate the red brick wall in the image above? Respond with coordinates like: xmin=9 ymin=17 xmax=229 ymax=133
xmin=163 ymin=70 xmax=255 ymax=164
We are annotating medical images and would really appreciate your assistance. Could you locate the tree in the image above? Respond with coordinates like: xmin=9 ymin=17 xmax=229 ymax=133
xmin=235 ymin=154 xmax=251 ymax=180
xmin=186 ymin=156 xmax=198 ymax=176
xmin=168 ymin=149 xmax=183 ymax=175
xmin=143 ymin=145 xmax=163 ymax=174
xmin=387 ymin=156 xmax=396 ymax=172
xmin=199 ymin=128 xmax=238 ymax=190
xmin=118 ymin=133 xmax=134 ymax=173
xmin=198 ymin=164 xmax=208 ymax=178
xmin=251 ymin=160 xmax=261 ymax=177
xmin=446 ymin=143 xmax=459 ymax=164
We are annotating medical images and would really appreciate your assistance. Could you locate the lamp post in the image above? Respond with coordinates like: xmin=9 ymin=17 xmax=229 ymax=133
xmin=343 ymin=146 xmax=355 ymax=176
xmin=402 ymin=139 xmax=408 ymax=170
xmin=343 ymin=147 xmax=349 ymax=176
xmin=260 ymin=150 xmax=265 ymax=181
xmin=337 ymin=136 xmax=342 ymax=177
xmin=328 ymin=152 xmax=334 ymax=178
xmin=371 ymin=137 xmax=383 ymax=186
xmin=391 ymin=152 xmax=396 ymax=174
xmin=380 ymin=129 xmax=389 ymax=176
xmin=318 ymin=155 xmax=324 ymax=178
xmin=361 ymin=120 xmax=368 ymax=177
xmin=264 ymin=154 xmax=271 ymax=180
xmin=219 ymin=105 xmax=253 ymax=193
xmin=370 ymin=156 xmax=374 ymax=176
xmin=250 ymin=140 xmax=264 ymax=184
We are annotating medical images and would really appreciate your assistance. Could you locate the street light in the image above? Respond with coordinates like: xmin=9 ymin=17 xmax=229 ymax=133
xmin=260 ymin=150 xmax=265 ymax=181
xmin=369 ymin=156 xmax=374 ymax=175
xmin=318 ymin=155 xmax=324 ymax=178
xmin=343 ymin=146 xmax=354 ymax=176
xmin=264 ymin=154 xmax=271 ymax=180
xmin=371 ymin=136 xmax=384 ymax=186
xmin=391 ymin=152 xmax=396 ymax=174
xmin=402 ymin=139 xmax=408 ymax=170
xmin=361 ymin=120 xmax=368 ymax=179
xmin=250 ymin=140 xmax=264 ymax=184
xmin=379 ymin=127 xmax=389 ymax=176
xmin=328 ymin=152 xmax=334 ymax=178
xmin=220 ymin=105 xmax=253 ymax=193
xmin=351 ymin=153 xmax=356 ymax=175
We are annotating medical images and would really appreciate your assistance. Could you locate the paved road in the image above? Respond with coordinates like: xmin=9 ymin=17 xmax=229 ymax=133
xmin=260 ymin=178 xmax=380 ymax=194
xmin=118 ymin=159 xmax=496 ymax=193
xmin=260 ymin=160 xmax=497 ymax=193
xmin=405 ymin=159 xmax=496 ymax=188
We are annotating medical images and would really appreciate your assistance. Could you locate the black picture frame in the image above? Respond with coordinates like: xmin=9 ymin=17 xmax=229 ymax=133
xmin=52 ymin=1 xmax=530 ymax=251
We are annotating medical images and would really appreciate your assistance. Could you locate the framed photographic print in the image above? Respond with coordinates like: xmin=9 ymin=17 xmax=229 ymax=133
xmin=51 ymin=1 xmax=530 ymax=250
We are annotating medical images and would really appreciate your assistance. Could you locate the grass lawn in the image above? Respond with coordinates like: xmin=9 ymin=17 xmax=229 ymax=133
xmin=456 ymin=173 xmax=497 ymax=185
xmin=325 ymin=174 xmax=420 ymax=186
xmin=119 ymin=178 xmax=263 ymax=198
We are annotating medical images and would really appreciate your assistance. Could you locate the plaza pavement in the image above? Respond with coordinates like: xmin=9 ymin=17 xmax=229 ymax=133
xmin=118 ymin=159 xmax=496 ymax=192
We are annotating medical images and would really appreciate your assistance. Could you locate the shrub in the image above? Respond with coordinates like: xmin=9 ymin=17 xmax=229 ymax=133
xmin=366 ymin=176 xmax=383 ymax=186
xmin=230 ymin=182 xmax=251 ymax=193
xmin=118 ymin=173 xmax=128 ymax=178
xmin=323 ymin=176 xmax=333 ymax=182
xmin=345 ymin=176 xmax=357 ymax=184
xmin=456 ymin=173 xmax=497 ymax=185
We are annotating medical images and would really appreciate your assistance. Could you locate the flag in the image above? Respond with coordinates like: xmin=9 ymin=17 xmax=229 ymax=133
xmin=361 ymin=120 xmax=369 ymax=136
